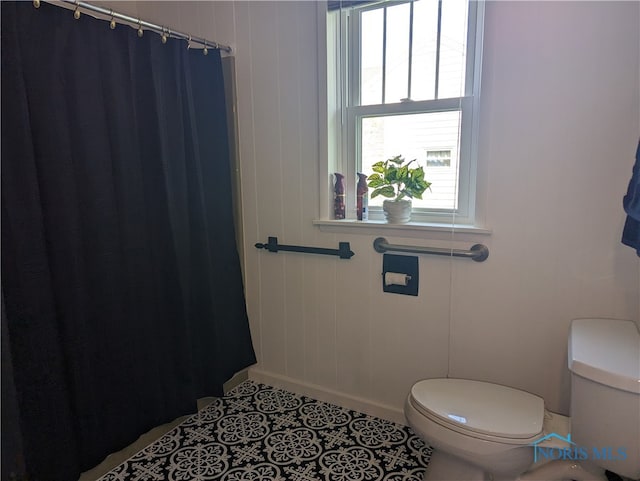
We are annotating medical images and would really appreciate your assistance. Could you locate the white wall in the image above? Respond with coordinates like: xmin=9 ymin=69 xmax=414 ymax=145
xmin=104 ymin=1 xmax=639 ymax=419
xmin=449 ymin=1 xmax=640 ymax=415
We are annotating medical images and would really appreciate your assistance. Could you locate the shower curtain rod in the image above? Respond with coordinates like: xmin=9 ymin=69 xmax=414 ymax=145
xmin=40 ymin=0 xmax=232 ymax=54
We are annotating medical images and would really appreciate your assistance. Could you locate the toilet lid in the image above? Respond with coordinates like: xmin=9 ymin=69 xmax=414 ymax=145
xmin=410 ymin=378 xmax=544 ymax=440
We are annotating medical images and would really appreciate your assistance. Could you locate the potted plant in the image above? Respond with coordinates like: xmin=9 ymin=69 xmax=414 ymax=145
xmin=367 ymin=155 xmax=432 ymax=223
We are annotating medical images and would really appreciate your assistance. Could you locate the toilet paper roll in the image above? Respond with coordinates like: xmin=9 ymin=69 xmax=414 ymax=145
xmin=384 ymin=272 xmax=411 ymax=286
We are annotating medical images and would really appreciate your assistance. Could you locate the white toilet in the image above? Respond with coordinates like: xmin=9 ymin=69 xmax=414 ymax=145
xmin=405 ymin=318 xmax=640 ymax=481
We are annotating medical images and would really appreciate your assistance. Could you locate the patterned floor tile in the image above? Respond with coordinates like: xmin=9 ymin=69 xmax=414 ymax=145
xmin=98 ymin=380 xmax=431 ymax=480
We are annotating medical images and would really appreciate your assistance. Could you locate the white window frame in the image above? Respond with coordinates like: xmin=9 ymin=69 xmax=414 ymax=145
xmin=324 ymin=0 xmax=485 ymax=227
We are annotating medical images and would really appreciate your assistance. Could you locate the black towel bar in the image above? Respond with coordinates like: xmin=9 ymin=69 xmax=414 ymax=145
xmin=255 ymin=236 xmax=355 ymax=259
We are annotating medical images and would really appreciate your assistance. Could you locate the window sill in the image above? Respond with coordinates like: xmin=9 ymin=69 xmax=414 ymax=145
xmin=313 ymin=219 xmax=491 ymax=239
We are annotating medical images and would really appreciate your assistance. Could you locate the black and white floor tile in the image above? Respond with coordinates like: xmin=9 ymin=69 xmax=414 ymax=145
xmin=98 ymin=380 xmax=432 ymax=481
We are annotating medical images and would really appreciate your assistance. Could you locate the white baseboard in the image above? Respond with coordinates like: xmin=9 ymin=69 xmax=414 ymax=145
xmin=248 ymin=368 xmax=408 ymax=426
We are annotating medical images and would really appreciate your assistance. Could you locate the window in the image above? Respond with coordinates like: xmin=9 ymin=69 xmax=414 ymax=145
xmin=327 ymin=0 xmax=484 ymax=224
xmin=426 ymin=150 xmax=452 ymax=167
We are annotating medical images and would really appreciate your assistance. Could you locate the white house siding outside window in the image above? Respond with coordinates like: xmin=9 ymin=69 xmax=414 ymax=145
xmin=327 ymin=0 xmax=484 ymax=224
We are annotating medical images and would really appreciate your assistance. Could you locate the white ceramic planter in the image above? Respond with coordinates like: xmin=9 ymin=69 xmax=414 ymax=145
xmin=383 ymin=199 xmax=412 ymax=224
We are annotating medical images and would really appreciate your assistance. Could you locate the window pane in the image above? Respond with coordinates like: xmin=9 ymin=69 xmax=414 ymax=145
xmin=384 ymin=3 xmax=410 ymax=103
xmin=361 ymin=9 xmax=384 ymax=105
xmin=426 ymin=150 xmax=451 ymax=167
xmin=411 ymin=0 xmax=439 ymax=101
xmin=361 ymin=111 xmax=461 ymax=210
xmin=438 ymin=0 xmax=468 ymax=99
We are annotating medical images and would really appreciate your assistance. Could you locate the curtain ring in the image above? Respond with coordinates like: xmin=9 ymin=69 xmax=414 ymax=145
xmin=109 ymin=10 xmax=116 ymax=30
xmin=187 ymin=35 xmax=192 ymax=50
xmin=137 ymin=19 xmax=143 ymax=37
xmin=203 ymin=41 xmax=208 ymax=56
xmin=161 ymin=27 xmax=168 ymax=44
xmin=73 ymin=6 xmax=81 ymax=19
xmin=33 ymin=0 xmax=40 ymax=8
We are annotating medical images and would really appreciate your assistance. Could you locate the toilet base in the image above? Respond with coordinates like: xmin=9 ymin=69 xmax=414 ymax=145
xmin=517 ymin=460 xmax=607 ymax=481
xmin=423 ymin=450 xmax=486 ymax=481
xmin=423 ymin=450 xmax=609 ymax=481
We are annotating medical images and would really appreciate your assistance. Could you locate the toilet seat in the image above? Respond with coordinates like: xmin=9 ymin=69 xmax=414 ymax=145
xmin=409 ymin=379 xmax=545 ymax=445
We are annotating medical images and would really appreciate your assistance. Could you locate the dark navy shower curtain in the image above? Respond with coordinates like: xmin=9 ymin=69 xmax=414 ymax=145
xmin=622 ymin=141 xmax=640 ymax=255
xmin=1 ymin=3 xmax=256 ymax=480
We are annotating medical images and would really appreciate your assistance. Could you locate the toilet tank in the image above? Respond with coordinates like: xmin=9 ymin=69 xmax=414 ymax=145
xmin=568 ymin=318 xmax=640 ymax=480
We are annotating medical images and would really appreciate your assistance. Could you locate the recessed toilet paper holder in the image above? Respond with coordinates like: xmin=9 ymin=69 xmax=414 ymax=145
xmin=382 ymin=254 xmax=419 ymax=296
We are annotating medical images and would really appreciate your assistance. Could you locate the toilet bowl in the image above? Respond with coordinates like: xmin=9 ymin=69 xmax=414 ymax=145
xmin=405 ymin=319 xmax=640 ymax=481
xmin=405 ymin=378 xmax=557 ymax=479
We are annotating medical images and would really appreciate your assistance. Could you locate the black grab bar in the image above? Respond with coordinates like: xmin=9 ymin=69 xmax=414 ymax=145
xmin=255 ymin=236 xmax=355 ymax=259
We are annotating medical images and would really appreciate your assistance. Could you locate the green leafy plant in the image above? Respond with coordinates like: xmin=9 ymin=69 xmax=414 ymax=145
xmin=367 ymin=155 xmax=432 ymax=201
